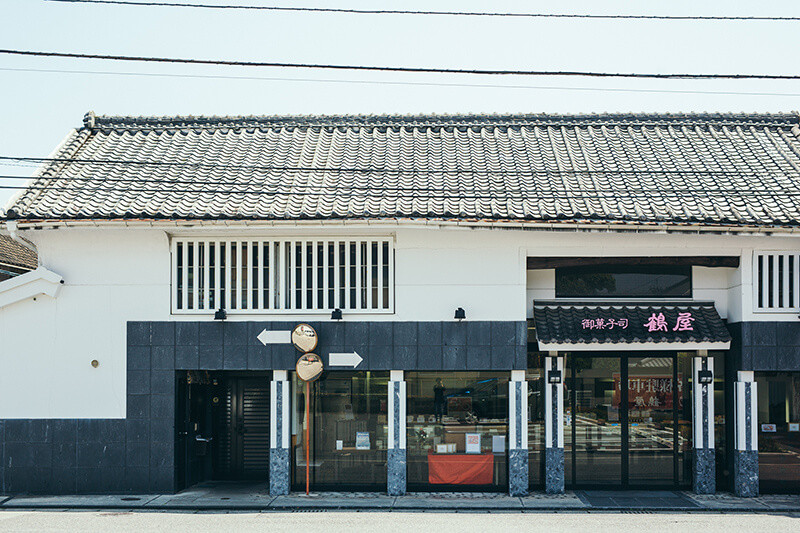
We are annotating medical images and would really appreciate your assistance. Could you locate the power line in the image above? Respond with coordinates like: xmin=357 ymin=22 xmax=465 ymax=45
xmin=4 ymin=155 xmax=800 ymax=177
xmin=2 ymin=49 xmax=800 ymax=80
xmin=4 ymin=180 xmax=800 ymax=200
xmin=5 ymin=66 xmax=800 ymax=97
xmin=43 ymin=0 xmax=800 ymax=22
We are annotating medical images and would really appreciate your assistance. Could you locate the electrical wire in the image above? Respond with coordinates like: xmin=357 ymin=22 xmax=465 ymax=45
xmin=3 ymin=180 xmax=800 ymax=200
xmin=3 ymin=155 xmax=800 ymax=177
xmin=43 ymin=0 xmax=800 ymax=22
xmin=6 ymin=67 xmax=800 ymax=97
xmin=2 ymin=49 xmax=800 ymax=80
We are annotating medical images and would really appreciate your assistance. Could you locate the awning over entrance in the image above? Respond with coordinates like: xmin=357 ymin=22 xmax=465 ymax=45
xmin=532 ymin=300 xmax=731 ymax=351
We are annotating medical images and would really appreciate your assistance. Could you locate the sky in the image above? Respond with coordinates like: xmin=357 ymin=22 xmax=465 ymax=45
xmin=2 ymin=0 xmax=800 ymax=208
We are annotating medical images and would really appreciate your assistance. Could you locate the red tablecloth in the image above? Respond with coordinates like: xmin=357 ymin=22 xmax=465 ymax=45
xmin=427 ymin=453 xmax=494 ymax=485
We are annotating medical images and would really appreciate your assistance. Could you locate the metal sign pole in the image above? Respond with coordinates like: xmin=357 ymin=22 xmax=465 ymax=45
xmin=305 ymin=379 xmax=310 ymax=495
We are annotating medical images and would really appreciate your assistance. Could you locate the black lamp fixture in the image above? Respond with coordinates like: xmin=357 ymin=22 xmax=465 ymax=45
xmin=331 ymin=308 xmax=343 ymax=320
xmin=548 ymin=370 xmax=562 ymax=384
xmin=214 ymin=307 xmax=227 ymax=321
xmin=698 ymin=369 xmax=713 ymax=385
xmin=454 ymin=307 xmax=466 ymax=321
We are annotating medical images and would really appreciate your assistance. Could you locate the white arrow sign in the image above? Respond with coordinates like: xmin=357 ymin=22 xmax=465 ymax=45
xmin=329 ymin=351 xmax=363 ymax=368
xmin=256 ymin=329 xmax=292 ymax=345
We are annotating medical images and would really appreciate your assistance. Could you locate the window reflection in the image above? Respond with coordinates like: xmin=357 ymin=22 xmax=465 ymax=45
xmin=406 ymin=372 xmax=509 ymax=490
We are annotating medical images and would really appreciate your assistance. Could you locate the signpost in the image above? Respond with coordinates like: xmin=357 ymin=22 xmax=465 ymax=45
xmin=293 ymin=324 xmax=321 ymax=496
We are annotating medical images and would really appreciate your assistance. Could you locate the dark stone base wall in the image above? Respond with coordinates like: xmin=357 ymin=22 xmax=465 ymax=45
xmin=693 ymin=449 xmax=716 ymax=494
xmin=0 ymin=418 xmax=163 ymax=495
xmin=734 ymin=450 xmax=759 ymax=497
xmin=728 ymin=322 xmax=800 ymax=371
xmin=508 ymin=449 xmax=528 ymax=496
xmin=269 ymin=448 xmax=289 ymax=496
xmin=387 ymin=448 xmax=406 ymax=496
xmin=544 ymin=447 xmax=564 ymax=494
xmin=1 ymin=320 xmax=526 ymax=496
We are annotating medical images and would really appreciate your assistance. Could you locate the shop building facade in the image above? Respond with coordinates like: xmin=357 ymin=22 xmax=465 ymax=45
xmin=1 ymin=112 xmax=800 ymax=497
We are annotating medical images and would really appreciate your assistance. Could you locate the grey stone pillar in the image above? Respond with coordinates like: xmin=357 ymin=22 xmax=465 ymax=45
xmin=545 ymin=354 xmax=565 ymax=494
xmin=387 ymin=370 xmax=407 ymax=496
xmin=692 ymin=354 xmax=715 ymax=494
xmin=270 ymin=370 xmax=290 ymax=496
xmin=509 ymin=370 xmax=529 ymax=496
xmin=734 ymin=371 xmax=759 ymax=497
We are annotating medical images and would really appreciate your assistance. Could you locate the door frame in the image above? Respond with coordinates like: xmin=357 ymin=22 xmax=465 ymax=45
xmin=566 ymin=352 xmax=682 ymax=490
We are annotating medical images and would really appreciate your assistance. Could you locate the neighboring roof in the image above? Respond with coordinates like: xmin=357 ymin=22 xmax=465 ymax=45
xmin=532 ymin=300 xmax=731 ymax=350
xmin=6 ymin=111 xmax=800 ymax=227
xmin=0 ymin=235 xmax=37 ymax=270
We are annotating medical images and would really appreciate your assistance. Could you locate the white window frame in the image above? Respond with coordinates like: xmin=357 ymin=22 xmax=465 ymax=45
xmin=752 ymin=251 xmax=800 ymax=313
xmin=170 ymin=237 xmax=395 ymax=315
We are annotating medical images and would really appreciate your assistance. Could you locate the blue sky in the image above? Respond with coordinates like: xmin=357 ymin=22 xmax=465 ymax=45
xmin=3 ymin=0 xmax=800 ymax=208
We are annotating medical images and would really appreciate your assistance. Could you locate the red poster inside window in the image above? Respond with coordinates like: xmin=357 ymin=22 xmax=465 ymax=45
xmin=428 ymin=453 xmax=494 ymax=485
xmin=612 ymin=374 xmax=683 ymax=410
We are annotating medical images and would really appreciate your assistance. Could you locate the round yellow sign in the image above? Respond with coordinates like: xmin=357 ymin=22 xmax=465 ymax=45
xmin=291 ymin=323 xmax=318 ymax=352
xmin=296 ymin=353 xmax=323 ymax=382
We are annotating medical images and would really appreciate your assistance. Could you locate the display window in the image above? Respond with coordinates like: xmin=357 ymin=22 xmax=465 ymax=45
xmin=406 ymin=372 xmax=509 ymax=491
xmin=756 ymin=372 xmax=800 ymax=493
xmin=292 ymin=371 xmax=389 ymax=490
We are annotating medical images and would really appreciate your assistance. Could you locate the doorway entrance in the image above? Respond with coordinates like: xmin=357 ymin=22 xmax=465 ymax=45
xmin=564 ymin=353 xmax=692 ymax=488
xmin=175 ymin=371 xmax=270 ymax=491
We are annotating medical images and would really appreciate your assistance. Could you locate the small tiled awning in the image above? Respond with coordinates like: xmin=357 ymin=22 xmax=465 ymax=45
xmin=532 ymin=300 xmax=731 ymax=351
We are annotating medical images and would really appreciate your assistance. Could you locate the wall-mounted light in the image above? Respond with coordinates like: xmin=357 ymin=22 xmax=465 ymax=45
xmin=548 ymin=370 xmax=562 ymax=384
xmin=454 ymin=307 xmax=466 ymax=321
xmin=331 ymin=308 xmax=343 ymax=320
xmin=698 ymin=369 xmax=713 ymax=385
xmin=214 ymin=307 xmax=227 ymax=321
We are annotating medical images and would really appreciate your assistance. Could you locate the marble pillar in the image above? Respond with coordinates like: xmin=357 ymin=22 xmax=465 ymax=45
xmin=692 ymin=355 xmax=716 ymax=494
xmin=508 ymin=370 xmax=529 ymax=496
xmin=544 ymin=354 xmax=565 ymax=494
xmin=387 ymin=370 xmax=407 ymax=496
xmin=270 ymin=371 xmax=291 ymax=496
xmin=734 ymin=371 xmax=759 ymax=497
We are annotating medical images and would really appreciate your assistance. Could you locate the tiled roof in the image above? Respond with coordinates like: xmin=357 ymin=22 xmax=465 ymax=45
xmin=6 ymin=111 xmax=800 ymax=226
xmin=0 ymin=235 xmax=37 ymax=270
xmin=532 ymin=301 xmax=731 ymax=346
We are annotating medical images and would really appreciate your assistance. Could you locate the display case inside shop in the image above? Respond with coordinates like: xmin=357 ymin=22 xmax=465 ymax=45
xmin=405 ymin=372 xmax=509 ymax=490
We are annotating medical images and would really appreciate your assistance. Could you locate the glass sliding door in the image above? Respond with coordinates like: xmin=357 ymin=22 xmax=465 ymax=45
xmin=570 ymin=355 xmax=622 ymax=485
xmin=564 ymin=352 xmax=692 ymax=489
xmin=627 ymin=356 xmax=677 ymax=485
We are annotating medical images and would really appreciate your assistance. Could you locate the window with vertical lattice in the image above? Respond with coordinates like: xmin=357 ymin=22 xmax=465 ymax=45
xmin=171 ymin=238 xmax=394 ymax=314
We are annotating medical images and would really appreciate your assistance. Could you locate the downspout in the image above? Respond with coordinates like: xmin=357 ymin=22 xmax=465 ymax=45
xmin=4 ymin=220 xmax=42 ymax=267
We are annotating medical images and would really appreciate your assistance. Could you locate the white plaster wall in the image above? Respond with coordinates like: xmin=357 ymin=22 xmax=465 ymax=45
xmin=2 ymin=223 xmax=800 ymax=418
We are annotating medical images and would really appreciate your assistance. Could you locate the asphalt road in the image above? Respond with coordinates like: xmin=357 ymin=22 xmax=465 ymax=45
xmin=0 ymin=510 xmax=798 ymax=532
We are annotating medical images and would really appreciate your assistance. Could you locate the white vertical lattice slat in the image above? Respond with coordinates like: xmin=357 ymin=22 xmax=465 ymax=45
xmin=181 ymin=241 xmax=188 ymax=312
xmin=377 ymin=240 xmax=384 ymax=310
xmin=782 ymin=254 xmax=790 ymax=309
xmin=172 ymin=237 xmax=394 ymax=314
xmin=192 ymin=241 xmax=199 ymax=311
xmin=171 ymin=239 xmax=179 ymax=313
xmin=754 ymin=251 xmax=800 ymax=313
xmin=367 ymin=240 xmax=374 ymax=310
xmin=322 ymin=241 xmax=329 ymax=309
xmin=289 ymin=241 xmax=296 ymax=310
xmin=203 ymin=241 xmax=210 ymax=311
xmin=356 ymin=241 xmax=362 ymax=309
xmin=387 ymin=239 xmax=394 ymax=311
xmin=312 ymin=241 xmax=319 ymax=310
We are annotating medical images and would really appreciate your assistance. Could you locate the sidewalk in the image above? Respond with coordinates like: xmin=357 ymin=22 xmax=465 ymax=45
xmin=1 ymin=484 xmax=799 ymax=512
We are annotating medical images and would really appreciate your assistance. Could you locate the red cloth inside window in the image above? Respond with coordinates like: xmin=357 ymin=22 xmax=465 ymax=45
xmin=427 ymin=453 xmax=494 ymax=485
